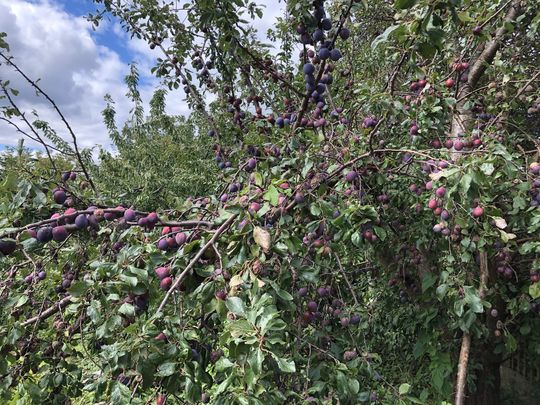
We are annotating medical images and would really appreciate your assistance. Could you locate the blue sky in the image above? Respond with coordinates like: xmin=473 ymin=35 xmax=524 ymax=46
xmin=0 ymin=0 xmax=284 ymax=152
xmin=0 ymin=0 xmax=186 ymax=151
xmin=58 ymin=0 xmax=133 ymax=64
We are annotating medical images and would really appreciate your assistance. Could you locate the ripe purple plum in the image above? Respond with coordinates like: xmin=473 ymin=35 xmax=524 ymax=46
xmin=345 ymin=171 xmax=358 ymax=182
xmin=52 ymin=226 xmax=69 ymax=242
xmin=74 ymin=214 xmax=89 ymax=229
xmin=53 ymin=190 xmax=67 ymax=204
xmin=435 ymin=187 xmax=446 ymax=198
xmin=37 ymin=227 xmax=53 ymax=243
xmin=124 ymin=209 xmax=137 ymax=222
xmin=175 ymin=232 xmax=187 ymax=246
xmin=472 ymin=206 xmax=484 ymax=218
xmin=160 ymin=277 xmax=173 ymax=290
xmin=157 ymin=239 xmax=169 ymax=251
xmin=0 ymin=239 xmax=17 ymax=256
xmin=155 ymin=266 xmax=170 ymax=280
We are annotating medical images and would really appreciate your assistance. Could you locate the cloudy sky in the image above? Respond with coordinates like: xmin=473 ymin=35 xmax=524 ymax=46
xmin=0 ymin=0 xmax=284 ymax=152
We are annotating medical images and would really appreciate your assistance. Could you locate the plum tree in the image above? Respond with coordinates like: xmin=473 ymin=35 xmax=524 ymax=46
xmin=0 ymin=0 xmax=539 ymax=404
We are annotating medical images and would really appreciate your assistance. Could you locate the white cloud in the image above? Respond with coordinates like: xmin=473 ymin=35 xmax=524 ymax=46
xmin=0 ymin=0 xmax=286 ymax=152
xmin=0 ymin=0 xmax=187 ymax=151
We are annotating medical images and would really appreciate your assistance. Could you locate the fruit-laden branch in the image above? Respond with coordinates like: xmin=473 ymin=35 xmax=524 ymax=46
xmin=0 ymin=208 xmax=214 ymax=239
xmin=156 ymin=213 xmax=238 ymax=313
xmin=455 ymin=251 xmax=490 ymax=405
xmin=0 ymin=52 xmax=97 ymax=194
xmin=21 ymin=295 xmax=73 ymax=326
xmin=292 ymin=0 xmax=355 ymax=134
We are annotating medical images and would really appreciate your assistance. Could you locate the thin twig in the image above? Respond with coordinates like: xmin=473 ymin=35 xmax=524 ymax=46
xmin=0 ymin=52 xmax=96 ymax=193
xmin=335 ymin=253 xmax=359 ymax=307
xmin=156 ymin=214 xmax=238 ymax=312
xmin=21 ymin=295 xmax=73 ymax=326
xmin=1 ymin=86 xmax=59 ymax=171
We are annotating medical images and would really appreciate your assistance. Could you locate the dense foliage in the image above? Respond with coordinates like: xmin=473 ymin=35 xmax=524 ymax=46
xmin=95 ymin=66 xmax=219 ymax=209
xmin=1 ymin=0 xmax=540 ymax=404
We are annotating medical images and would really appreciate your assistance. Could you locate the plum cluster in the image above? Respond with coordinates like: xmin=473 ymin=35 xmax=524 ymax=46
xmin=495 ymin=249 xmax=515 ymax=280
xmin=156 ymin=227 xmax=187 ymax=252
xmin=528 ymin=163 xmax=540 ymax=208
xmin=23 ymin=262 xmax=46 ymax=284
xmin=54 ymin=267 xmax=77 ymax=293
xmin=297 ymin=285 xmax=362 ymax=329
xmin=154 ymin=265 xmax=173 ymax=290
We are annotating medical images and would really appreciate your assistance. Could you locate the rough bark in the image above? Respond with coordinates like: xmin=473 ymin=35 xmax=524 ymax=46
xmin=450 ymin=0 xmax=522 ymax=160
xmin=452 ymin=3 xmax=521 ymax=402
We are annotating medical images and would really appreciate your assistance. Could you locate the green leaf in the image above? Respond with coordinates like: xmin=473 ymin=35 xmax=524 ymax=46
xmin=395 ymin=0 xmax=416 ymax=9
xmin=263 ymin=185 xmax=280 ymax=206
xmin=480 ymin=163 xmax=494 ymax=176
xmin=248 ymin=348 xmax=264 ymax=375
xmin=270 ymin=281 xmax=293 ymax=301
xmin=155 ymin=362 xmax=176 ymax=377
xmin=436 ymin=283 xmax=448 ymax=300
xmin=421 ymin=273 xmax=437 ymax=292
xmin=460 ymin=173 xmax=472 ymax=195
xmin=373 ymin=226 xmax=387 ymax=241
xmin=372 ymin=25 xmax=403 ymax=49
xmin=454 ymin=300 xmax=464 ymax=317
xmin=529 ymin=283 xmax=540 ymax=299
xmin=226 ymin=297 xmax=246 ymax=317
xmin=111 ymin=382 xmax=131 ymax=404
xmin=118 ymin=303 xmax=135 ymax=317
xmin=399 ymin=383 xmax=411 ymax=395
xmin=15 ymin=295 xmax=29 ymax=308
xmin=68 ymin=281 xmax=89 ymax=297
xmin=272 ymin=354 xmax=296 ymax=373
xmin=119 ymin=274 xmax=138 ymax=287
xmin=463 ymin=286 xmax=484 ymax=313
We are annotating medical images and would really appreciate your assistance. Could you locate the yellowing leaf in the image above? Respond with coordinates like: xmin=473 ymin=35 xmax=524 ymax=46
xmin=492 ymin=217 xmax=507 ymax=229
xmin=229 ymin=274 xmax=244 ymax=288
xmin=253 ymin=226 xmax=271 ymax=252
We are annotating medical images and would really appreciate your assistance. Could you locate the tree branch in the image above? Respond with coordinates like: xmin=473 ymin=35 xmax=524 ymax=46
xmin=156 ymin=213 xmax=238 ymax=313
xmin=454 ymin=251 xmax=489 ymax=405
xmin=467 ymin=0 xmax=521 ymax=89
xmin=21 ymin=295 xmax=73 ymax=326
xmin=0 ymin=208 xmax=214 ymax=239
xmin=1 ymin=86 xmax=59 ymax=172
xmin=0 ymin=52 xmax=97 ymax=193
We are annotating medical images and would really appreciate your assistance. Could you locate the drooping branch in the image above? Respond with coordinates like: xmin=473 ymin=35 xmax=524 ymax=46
xmin=291 ymin=0 xmax=356 ymax=134
xmin=0 ymin=208 xmax=214 ymax=239
xmin=0 ymin=116 xmax=67 ymax=156
xmin=0 ymin=52 xmax=97 ymax=194
xmin=1 ymin=86 xmax=60 ymax=172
